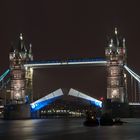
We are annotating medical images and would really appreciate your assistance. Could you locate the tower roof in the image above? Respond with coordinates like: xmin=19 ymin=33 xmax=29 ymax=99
xmin=108 ymin=28 xmax=124 ymax=48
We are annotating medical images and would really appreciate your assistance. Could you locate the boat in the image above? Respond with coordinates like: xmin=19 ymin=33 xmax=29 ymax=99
xmin=83 ymin=110 xmax=99 ymax=127
xmin=100 ymin=113 xmax=114 ymax=126
xmin=113 ymin=118 xmax=127 ymax=125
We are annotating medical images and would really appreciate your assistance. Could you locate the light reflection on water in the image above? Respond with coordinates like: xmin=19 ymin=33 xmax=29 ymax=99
xmin=0 ymin=118 xmax=140 ymax=140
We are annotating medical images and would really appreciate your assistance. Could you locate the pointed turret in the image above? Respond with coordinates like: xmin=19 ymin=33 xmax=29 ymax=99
xmin=20 ymin=33 xmax=23 ymax=40
xmin=17 ymin=33 xmax=25 ymax=52
xmin=123 ymin=38 xmax=126 ymax=48
xmin=112 ymin=27 xmax=120 ymax=47
xmin=115 ymin=27 xmax=118 ymax=35
xmin=109 ymin=38 xmax=113 ymax=47
xmin=28 ymin=43 xmax=33 ymax=61
xmin=29 ymin=43 xmax=32 ymax=54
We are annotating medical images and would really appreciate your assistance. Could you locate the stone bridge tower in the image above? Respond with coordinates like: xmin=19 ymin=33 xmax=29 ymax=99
xmin=105 ymin=28 xmax=127 ymax=103
xmin=9 ymin=34 xmax=33 ymax=104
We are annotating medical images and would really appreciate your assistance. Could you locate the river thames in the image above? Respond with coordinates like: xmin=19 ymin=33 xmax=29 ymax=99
xmin=0 ymin=118 xmax=140 ymax=140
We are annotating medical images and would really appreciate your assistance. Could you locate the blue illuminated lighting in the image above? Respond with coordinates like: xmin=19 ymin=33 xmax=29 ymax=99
xmin=30 ymin=96 xmax=61 ymax=112
xmin=24 ymin=58 xmax=107 ymax=68
xmin=30 ymin=89 xmax=64 ymax=112
xmin=0 ymin=69 xmax=10 ymax=82
xmin=25 ymin=96 xmax=29 ymax=103
xmin=90 ymin=100 xmax=102 ymax=108
xmin=68 ymin=88 xmax=102 ymax=108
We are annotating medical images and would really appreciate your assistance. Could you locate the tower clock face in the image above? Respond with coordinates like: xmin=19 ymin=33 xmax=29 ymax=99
xmin=111 ymin=89 xmax=119 ymax=98
xmin=109 ymin=66 xmax=120 ymax=76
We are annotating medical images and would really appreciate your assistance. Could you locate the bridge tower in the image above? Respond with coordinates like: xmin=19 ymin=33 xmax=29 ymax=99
xmin=9 ymin=34 xmax=33 ymax=104
xmin=105 ymin=28 xmax=127 ymax=103
xmin=5 ymin=34 xmax=33 ymax=119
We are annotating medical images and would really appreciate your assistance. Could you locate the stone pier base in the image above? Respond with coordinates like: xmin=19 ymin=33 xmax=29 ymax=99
xmin=103 ymin=99 xmax=129 ymax=118
xmin=4 ymin=104 xmax=31 ymax=119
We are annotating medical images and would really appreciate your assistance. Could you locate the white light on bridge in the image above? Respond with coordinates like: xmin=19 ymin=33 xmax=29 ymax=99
xmin=129 ymin=102 xmax=140 ymax=106
xmin=24 ymin=60 xmax=107 ymax=68
xmin=124 ymin=65 xmax=140 ymax=83
xmin=68 ymin=88 xmax=102 ymax=108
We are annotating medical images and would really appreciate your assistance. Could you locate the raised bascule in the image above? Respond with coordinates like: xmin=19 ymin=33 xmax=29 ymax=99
xmin=0 ymin=28 xmax=140 ymax=119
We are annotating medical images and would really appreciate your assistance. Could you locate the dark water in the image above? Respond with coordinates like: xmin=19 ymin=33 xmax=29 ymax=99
xmin=0 ymin=118 xmax=140 ymax=140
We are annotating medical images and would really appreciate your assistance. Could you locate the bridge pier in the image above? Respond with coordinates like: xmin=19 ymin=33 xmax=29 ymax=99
xmin=4 ymin=104 xmax=31 ymax=119
xmin=103 ymin=99 xmax=129 ymax=118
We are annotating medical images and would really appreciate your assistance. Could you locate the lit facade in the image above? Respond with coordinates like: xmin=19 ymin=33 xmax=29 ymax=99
xmin=105 ymin=28 xmax=127 ymax=102
xmin=9 ymin=34 xmax=33 ymax=104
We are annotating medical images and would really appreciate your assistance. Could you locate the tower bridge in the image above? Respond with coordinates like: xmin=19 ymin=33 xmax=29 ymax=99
xmin=1 ymin=28 xmax=140 ymax=119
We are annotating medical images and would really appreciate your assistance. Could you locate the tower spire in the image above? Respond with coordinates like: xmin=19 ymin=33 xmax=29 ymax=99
xmin=29 ymin=43 xmax=32 ymax=53
xmin=114 ymin=27 xmax=119 ymax=46
xmin=20 ymin=33 xmax=23 ymax=40
xmin=115 ymin=27 xmax=118 ymax=35
xmin=123 ymin=38 xmax=126 ymax=48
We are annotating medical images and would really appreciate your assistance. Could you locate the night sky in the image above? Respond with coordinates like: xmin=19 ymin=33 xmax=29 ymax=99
xmin=0 ymin=1 xmax=140 ymax=99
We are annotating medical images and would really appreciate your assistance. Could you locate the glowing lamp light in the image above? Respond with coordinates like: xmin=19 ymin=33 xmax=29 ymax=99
xmin=30 ymin=68 xmax=33 ymax=74
xmin=100 ymin=97 xmax=104 ymax=101
xmin=15 ymin=93 xmax=21 ymax=99
xmin=31 ymin=104 xmax=35 ymax=109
